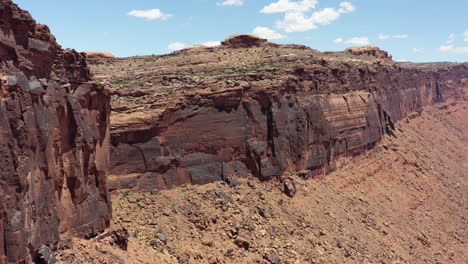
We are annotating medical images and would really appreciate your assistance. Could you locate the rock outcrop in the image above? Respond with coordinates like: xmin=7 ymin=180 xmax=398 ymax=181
xmin=221 ymin=34 xmax=269 ymax=48
xmin=0 ymin=0 xmax=111 ymax=262
xmin=87 ymin=36 xmax=465 ymax=192
xmin=345 ymin=45 xmax=393 ymax=62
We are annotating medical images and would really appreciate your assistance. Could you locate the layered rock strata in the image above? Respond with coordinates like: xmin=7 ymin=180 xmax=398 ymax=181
xmin=93 ymin=37 xmax=462 ymax=192
xmin=436 ymin=64 xmax=467 ymax=100
xmin=0 ymin=1 xmax=111 ymax=262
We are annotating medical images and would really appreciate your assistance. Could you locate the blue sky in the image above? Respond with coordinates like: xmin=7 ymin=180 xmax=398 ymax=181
xmin=15 ymin=0 xmax=468 ymax=62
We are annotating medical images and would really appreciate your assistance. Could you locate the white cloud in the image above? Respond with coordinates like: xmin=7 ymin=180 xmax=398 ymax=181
xmin=252 ymin=26 xmax=286 ymax=39
xmin=276 ymin=12 xmax=317 ymax=32
xmin=439 ymin=45 xmax=468 ymax=54
xmin=378 ymin=34 xmax=408 ymax=40
xmin=439 ymin=45 xmax=451 ymax=52
xmin=412 ymin=48 xmax=425 ymax=53
xmin=274 ymin=1 xmax=356 ymax=32
xmin=446 ymin=33 xmax=456 ymax=44
xmin=335 ymin=37 xmax=370 ymax=46
xmin=128 ymin=9 xmax=172 ymax=20
xmin=202 ymin=41 xmax=221 ymax=47
xmin=217 ymin=0 xmax=244 ymax=6
xmin=378 ymin=34 xmax=389 ymax=40
xmin=438 ymin=32 xmax=468 ymax=54
xmin=338 ymin=2 xmax=356 ymax=13
xmin=344 ymin=37 xmax=370 ymax=45
xmin=167 ymin=42 xmax=188 ymax=51
xmin=310 ymin=8 xmax=341 ymax=25
xmin=334 ymin=38 xmax=344 ymax=43
xmin=261 ymin=0 xmax=318 ymax=14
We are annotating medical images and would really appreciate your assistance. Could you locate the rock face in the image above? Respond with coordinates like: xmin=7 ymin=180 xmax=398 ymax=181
xmin=108 ymin=67 xmax=441 ymax=191
xmin=436 ymin=64 xmax=467 ymax=100
xmin=85 ymin=35 xmax=465 ymax=192
xmin=56 ymin=100 xmax=468 ymax=264
xmin=398 ymin=62 xmax=467 ymax=100
xmin=221 ymin=34 xmax=268 ymax=48
xmin=0 ymin=1 xmax=111 ymax=262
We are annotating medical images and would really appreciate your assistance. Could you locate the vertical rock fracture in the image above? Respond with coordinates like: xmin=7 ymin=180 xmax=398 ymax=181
xmin=0 ymin=0 xmax=111 ymax=262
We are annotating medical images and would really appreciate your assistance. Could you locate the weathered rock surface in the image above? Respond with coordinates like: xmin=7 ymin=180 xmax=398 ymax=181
xmin=0 ymin=0 xmax=111 ymax=262
xmin=87 ymin=36 xmax=468 ymax=193
xmin=221 ymin=34 xmax=268 ymax=48
xmin=345 ymin=45 xmax=393 ymax=62
xmin=435 ymin=64 xmax=467 ymax=100
xmin=399 ymin=62 xmax=467 ymax=100
xmin=56 ymin=100 xmax=468 ymax=263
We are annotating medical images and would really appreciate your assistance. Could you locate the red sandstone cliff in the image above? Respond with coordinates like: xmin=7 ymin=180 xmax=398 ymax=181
xmin=0 ymin=0 xmax=111 ymax=262
xmin=398 ymin=62 xmax=467 ymax=100
xmin=87 ymin=35 xmax=465 ymax=192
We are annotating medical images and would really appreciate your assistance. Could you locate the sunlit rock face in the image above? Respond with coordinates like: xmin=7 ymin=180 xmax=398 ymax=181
xmin=0 ymin=0 xmax=111 ymax=262
xmin=104 ymin=35 xmax=456 ymax=192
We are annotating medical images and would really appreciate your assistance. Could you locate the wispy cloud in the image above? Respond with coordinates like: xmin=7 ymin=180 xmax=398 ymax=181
xmin=334 ymin=38 xmax=344 ymax=43
xmin=252 ymin=26 xmax=286 ymax=39
xmin=261 ymin=1 xmax=355 ymax=33
xmin=377 ymin=34 xmax=389 ymax=40
xmin=439 ymin=32 xmax=468 ymax=54
xmin=412 ymin=48 xmax=425 ymax=53
xmin=334 ymin=36 xmax=370 ymax=46
xmin=338 ymin=2 xmax=355 ymax=13
xmin=439 ymin=45 xmax=468 ymax=54
xmin=217 ymin=0 xmax=244 ymax=6
xmin=446 ymin=33 xmax=456 ymax=44
xmin=378 ymin=34 xmax=409 ymax=40
xmin=168 ymin=41 xmax=221 ymax=51
xmin=128 ymin=9 xmax=172 ymax=20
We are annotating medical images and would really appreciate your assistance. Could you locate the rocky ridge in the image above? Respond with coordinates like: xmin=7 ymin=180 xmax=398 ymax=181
xmin=0 ymin=0 xmax=111 ymax=262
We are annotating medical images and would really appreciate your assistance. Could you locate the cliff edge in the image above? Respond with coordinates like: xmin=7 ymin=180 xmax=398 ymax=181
xmin=0 ymin=0 xmax=111 ymax=262
xmin=88 ymin=34 xmax=466 ymax=192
